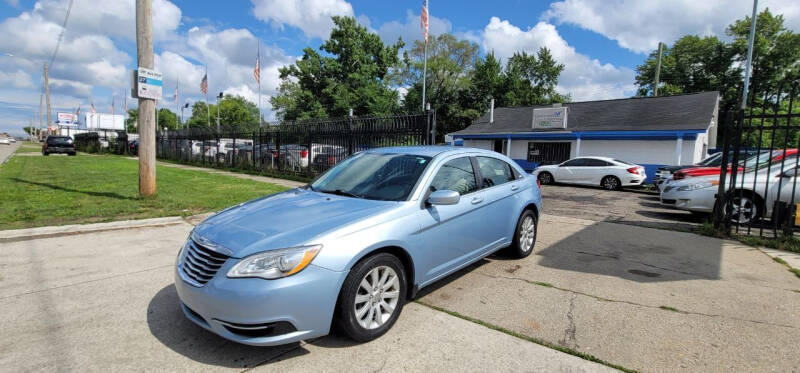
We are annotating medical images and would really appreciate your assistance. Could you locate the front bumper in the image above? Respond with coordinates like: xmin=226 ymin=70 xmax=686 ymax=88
xmin=660 ymin=186 xmax=717 ymax=213
xmin=174 ymin=256 xmax=348 ymax=346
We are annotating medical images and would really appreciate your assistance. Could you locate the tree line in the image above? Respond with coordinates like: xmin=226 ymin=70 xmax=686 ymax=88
xmin=163 ymin=10 xmax=797 ymax=142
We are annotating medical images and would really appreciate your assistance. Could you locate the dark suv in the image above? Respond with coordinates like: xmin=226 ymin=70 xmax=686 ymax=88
xmin=43 ymin=136 xmax=76 ymax=156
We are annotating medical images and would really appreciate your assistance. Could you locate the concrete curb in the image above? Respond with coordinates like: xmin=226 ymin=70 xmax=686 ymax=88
xmin=759 ymin=247 xmax=800 ymax=271
xmin=0 ymin=212 xmax=215 ymax=243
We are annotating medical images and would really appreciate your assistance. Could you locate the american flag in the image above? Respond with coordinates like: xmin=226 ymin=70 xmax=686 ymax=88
xmin=90 ymin=101 xmax=96 ymax=113
xmin=75 ymin=104 xmax=80 ymax=117
xmin=254 ymin=55 xmax=260 ymax=84
xmin=200 ymin=73 xmax=208 ymax=95
xmin=420 ymin=0 xmax=429 ymax=42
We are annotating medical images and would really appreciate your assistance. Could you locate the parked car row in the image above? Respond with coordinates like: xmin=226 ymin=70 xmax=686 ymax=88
xmin=659 ymin=149 xmax=800 ymax=224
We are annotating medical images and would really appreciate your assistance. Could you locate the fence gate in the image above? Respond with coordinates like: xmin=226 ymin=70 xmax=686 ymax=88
xmin=714 ymin=77 xmax=800 ymax=239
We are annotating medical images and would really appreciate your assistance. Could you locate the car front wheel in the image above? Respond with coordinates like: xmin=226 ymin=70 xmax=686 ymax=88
xmin=335 ymin=253 xmax=406 ymax=342
xmin=537 ymin=172 xmax=553 ymax=185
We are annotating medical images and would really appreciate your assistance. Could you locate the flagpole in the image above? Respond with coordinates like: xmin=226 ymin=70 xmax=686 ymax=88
xmin=421 ymin=0 xmax=428 ymax=112
xmin=176 ymin=77 xmax=180 ymax=128
xmin=205 ymin=64 xmax=210 ymax=128
xmin=258 ymin=42 xmax=262 ymax=126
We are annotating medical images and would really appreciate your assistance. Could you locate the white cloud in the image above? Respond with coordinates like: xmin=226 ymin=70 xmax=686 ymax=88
xmin=543 ymin=0 xmax=800 ymax=54
xmin=251 ymin=0 xmax=354 ymax=39
xmin=376 ymin=10 xmax=452 ymax=45
xmin=0 ymin=69 xmax=33 ymax=88
xmin=482 ymin=17 xmax=636 ymax=101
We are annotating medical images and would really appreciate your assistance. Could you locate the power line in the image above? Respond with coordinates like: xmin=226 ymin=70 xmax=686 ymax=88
xmin=49 ymin=0 xmax=74 ymax=69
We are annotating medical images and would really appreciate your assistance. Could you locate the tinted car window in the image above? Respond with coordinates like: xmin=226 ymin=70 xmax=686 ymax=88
xmin=477 ymin=157 xmax=514 ymax=187
xmin=47 ymin=137 xmax=72 ymax=145
xmin=613 ymin=159 xmax=633 ymax=165
xmin=562 ymin=158 xmax=587 ymax=167
xmin=586 ymin=159 xmax=611 ymax=167
xmin=429 ymin=157 xmax=478 ymax=195
xmin=311 ymin=153 xmax=431 ymax=201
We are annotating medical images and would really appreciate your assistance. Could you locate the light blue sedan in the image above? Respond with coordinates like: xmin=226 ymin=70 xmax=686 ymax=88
xmin=174 ymin=146 xmax=542 ymax=346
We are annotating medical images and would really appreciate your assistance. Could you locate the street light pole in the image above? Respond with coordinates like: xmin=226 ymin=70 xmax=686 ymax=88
xmin=216 ymin=92 xmax=222 ymax=131
xmin=136 ymin=0 xmax=156 ymax=196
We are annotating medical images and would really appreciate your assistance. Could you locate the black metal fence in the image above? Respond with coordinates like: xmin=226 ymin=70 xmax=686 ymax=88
xmin=74 ymin=130 xmax=133 ymax=155
xmin=714 ymin=77 xmax=800 ymax=239
xmin=156 ymin=112 xmax=435 ymax=179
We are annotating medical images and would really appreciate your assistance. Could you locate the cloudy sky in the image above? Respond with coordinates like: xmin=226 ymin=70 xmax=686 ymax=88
xmin=0 ymin=0 xmax=797 ymax=136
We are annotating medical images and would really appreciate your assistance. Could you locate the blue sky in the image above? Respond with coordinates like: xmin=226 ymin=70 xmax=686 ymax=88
xmin=0 ymin=0 xmax=797 ymax=136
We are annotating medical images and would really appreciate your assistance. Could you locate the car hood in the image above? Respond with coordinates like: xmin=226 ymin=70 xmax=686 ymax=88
xmin=192 ymin=188 xmax=397 ymax=258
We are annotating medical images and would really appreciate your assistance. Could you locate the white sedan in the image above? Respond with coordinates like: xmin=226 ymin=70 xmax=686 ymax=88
xmin=534 ymin=156 xmax=646 ymax=190
xmin=0 ymin=138 xmax=10 ymax=145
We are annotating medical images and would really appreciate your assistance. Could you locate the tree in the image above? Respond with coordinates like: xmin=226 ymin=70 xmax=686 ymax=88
xmin=185 ymin=95 xmax=259 ymax=130
xmin=396 ymin=34 xmax=482 ymax=140
xmin=156 ymin=108 xmax=178 ymax=131
xmin=270 ymin=16 xmax=404 ymax=120
xmin=502 ymin=49 xmax=568 ymax=106
xmin=635 ymin=9 xmax=799 ymax=111
xmin=126 ymin=108 xmax=138 ymax=133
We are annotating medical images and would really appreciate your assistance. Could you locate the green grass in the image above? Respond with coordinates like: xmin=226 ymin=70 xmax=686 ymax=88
xmin=0 ymin=153 xmax=287 ymax=230
xmin=15 ymin=143 xmax=42 ymax=153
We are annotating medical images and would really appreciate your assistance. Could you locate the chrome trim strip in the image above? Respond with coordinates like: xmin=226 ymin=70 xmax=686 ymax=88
xmin=190 ymin=231 xmax=235 ymax=256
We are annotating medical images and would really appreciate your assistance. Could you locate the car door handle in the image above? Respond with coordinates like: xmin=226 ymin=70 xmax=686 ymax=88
xmin=510 ymin=185 xmax=519 ymax=191
xmin=471 ymin=197 xmax=483 ymax=205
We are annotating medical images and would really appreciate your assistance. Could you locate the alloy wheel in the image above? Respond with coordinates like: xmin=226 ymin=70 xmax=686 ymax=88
xmin=728 ymin=196 xmax=757 ymax=224
xmin=354 ymin=265 xmax=401 ymax=330
xmin=538 ymin=173 xmax=552 ymax=185
xmin=604 ymin=177 xmax=619 ymax=190
xmin=519 ymin=215 xmax=535 ymax=253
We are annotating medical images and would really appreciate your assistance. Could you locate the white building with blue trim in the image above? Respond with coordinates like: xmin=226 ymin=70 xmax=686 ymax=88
xmin=449 ymin=91 xmax=720 ymax=183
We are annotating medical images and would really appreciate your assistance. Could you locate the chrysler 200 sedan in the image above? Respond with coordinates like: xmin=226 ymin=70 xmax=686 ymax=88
xmin=175 ymin=146 xmax=542 ymax=346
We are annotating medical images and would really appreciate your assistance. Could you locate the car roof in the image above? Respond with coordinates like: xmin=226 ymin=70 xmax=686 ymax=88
xmin=365 ymin=146 xmax=500 ymax=158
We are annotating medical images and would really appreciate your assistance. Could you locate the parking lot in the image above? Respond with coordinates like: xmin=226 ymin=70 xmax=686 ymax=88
xmin=540 ymin=184 xmax=701 ymax=232
xmin=3 ymin=208 xmax=798 ymax=372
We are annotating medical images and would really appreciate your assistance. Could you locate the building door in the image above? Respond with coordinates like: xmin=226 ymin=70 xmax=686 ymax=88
xmin=527 ymin=142 xmax=571 ymax=166
xmin=493 ymin=139 xmax=505 ymax=154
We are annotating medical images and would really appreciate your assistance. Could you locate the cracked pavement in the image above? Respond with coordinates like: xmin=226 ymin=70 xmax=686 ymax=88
xmin=419 ymin=214 xmax=800 ymax=372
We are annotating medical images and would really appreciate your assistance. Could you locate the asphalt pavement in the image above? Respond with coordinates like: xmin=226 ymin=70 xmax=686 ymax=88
xmin=0 ymin=141 xmax=20 ymax=164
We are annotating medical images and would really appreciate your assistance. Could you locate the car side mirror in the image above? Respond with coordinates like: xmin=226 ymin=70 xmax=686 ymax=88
xmin=428 ymin=190 xmax=460 ymax=205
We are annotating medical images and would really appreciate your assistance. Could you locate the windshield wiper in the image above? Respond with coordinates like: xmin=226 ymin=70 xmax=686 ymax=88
xmin=318 ymin=189 xmax=364 ymax=199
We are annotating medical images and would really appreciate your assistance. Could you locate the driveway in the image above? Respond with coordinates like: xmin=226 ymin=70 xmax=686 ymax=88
xmin=540 ymin=184 xmax=700 ymax=231
xmin=0 ymin=221 xmax=613 ymax=372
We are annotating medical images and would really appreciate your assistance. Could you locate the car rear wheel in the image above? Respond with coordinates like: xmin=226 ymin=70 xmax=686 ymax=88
xmin=507 ymin=210 xmax=537 ymax=258
xmin=335 ymin=253 xmax=406 ymax=342
xmin=602 ymin=176 xmax=621 ymax=190
xmin=537 ymin=172 xmax=554 ymax=185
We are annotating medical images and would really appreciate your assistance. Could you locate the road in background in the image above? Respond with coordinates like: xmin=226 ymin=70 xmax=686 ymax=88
xmin=0 ymin=142 xmax=20 ymax=164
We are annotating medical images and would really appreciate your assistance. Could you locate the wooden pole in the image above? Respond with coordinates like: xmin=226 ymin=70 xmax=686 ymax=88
xmin=44 ymin=63 xmax=52 ymax=136
xmin=136 ymin=0 xmax=156 ymax=196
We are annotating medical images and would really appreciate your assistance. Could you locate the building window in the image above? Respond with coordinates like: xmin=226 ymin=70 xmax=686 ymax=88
xmin=527 ymin=142 xmax=571 ymax=165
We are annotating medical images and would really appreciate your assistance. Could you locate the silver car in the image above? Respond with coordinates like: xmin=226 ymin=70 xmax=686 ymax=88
xmin=175 ymin=146 xmax=542 ymax=346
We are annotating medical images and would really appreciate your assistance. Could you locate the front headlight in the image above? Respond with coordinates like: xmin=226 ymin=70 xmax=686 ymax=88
xmin=677 ymin=180 xmax=718 ymax=191
xmin=227 ymin=245 xmax=322 ymax=279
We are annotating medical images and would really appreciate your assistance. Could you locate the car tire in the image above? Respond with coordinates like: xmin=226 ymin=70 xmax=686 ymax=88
xmin=723 ymin=191 xmax=763 ymax=225
xmin=334 ymin=253 xmax=407 ymax=343
xmin=506 ymin=209 xmax=537 ymax=258
xmin=537 ymin=172 xmax=554 ymax=185
xmin=602 ymin=176 xmax=621 ymax=190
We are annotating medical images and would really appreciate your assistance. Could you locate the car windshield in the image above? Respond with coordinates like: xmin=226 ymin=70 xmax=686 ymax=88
xmin=310 ymin=152 xmax=431 ymax=201
xmin=698 ymin=153 xmax=723 ymax=166
xmin=47 ymin=137 xmax=72 ymax=145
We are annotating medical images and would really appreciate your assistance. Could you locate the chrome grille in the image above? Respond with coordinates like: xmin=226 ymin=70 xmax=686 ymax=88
xmin=182 ymin=239 xmax=229 ymax=285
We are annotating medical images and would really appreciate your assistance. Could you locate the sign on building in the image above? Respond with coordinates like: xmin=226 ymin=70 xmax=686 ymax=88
xmin=57 ymin=112 xmax=78 ymax=126
xmin=532 ymin=107 xmax=568 ymax=129
xmin=136 ymin=67 xmax=163 ymax=100
xmin=84 ymin=113 xmax=125 ymax=130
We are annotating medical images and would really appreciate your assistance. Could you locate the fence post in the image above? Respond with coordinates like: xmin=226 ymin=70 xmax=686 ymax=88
xmin=713 ymin=111 xmax=734 ymax=232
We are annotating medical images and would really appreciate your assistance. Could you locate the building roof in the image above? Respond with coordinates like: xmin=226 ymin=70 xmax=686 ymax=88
xmin=451 ymin=91 xmax=719 ymax=136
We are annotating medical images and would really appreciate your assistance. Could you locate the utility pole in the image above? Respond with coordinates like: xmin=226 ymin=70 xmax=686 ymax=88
xmin=136 ymin=0 xmax=156 ymax=197
xmin=43 ymin=63 xmax=52 ymax=136
xmin=654 ymin=42 xmax=663 ymax=97
xmin=741 ymin=0 xmax=758 ymax=110
xmin=38 ymin=93 xmax=43 ymax=141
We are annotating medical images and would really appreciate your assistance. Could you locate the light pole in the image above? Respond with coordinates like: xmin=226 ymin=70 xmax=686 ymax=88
xmin=181 ymin=102 xmax=189 ymax=129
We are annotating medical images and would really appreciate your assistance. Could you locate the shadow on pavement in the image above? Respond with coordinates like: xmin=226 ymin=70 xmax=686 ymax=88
xmin=11 ymin=178 xmax=136 ymax=200
xmin=537 ymin=220 xmax=722 ymax=282
xmin=147 ymin=284 xmax=308 ymax=368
